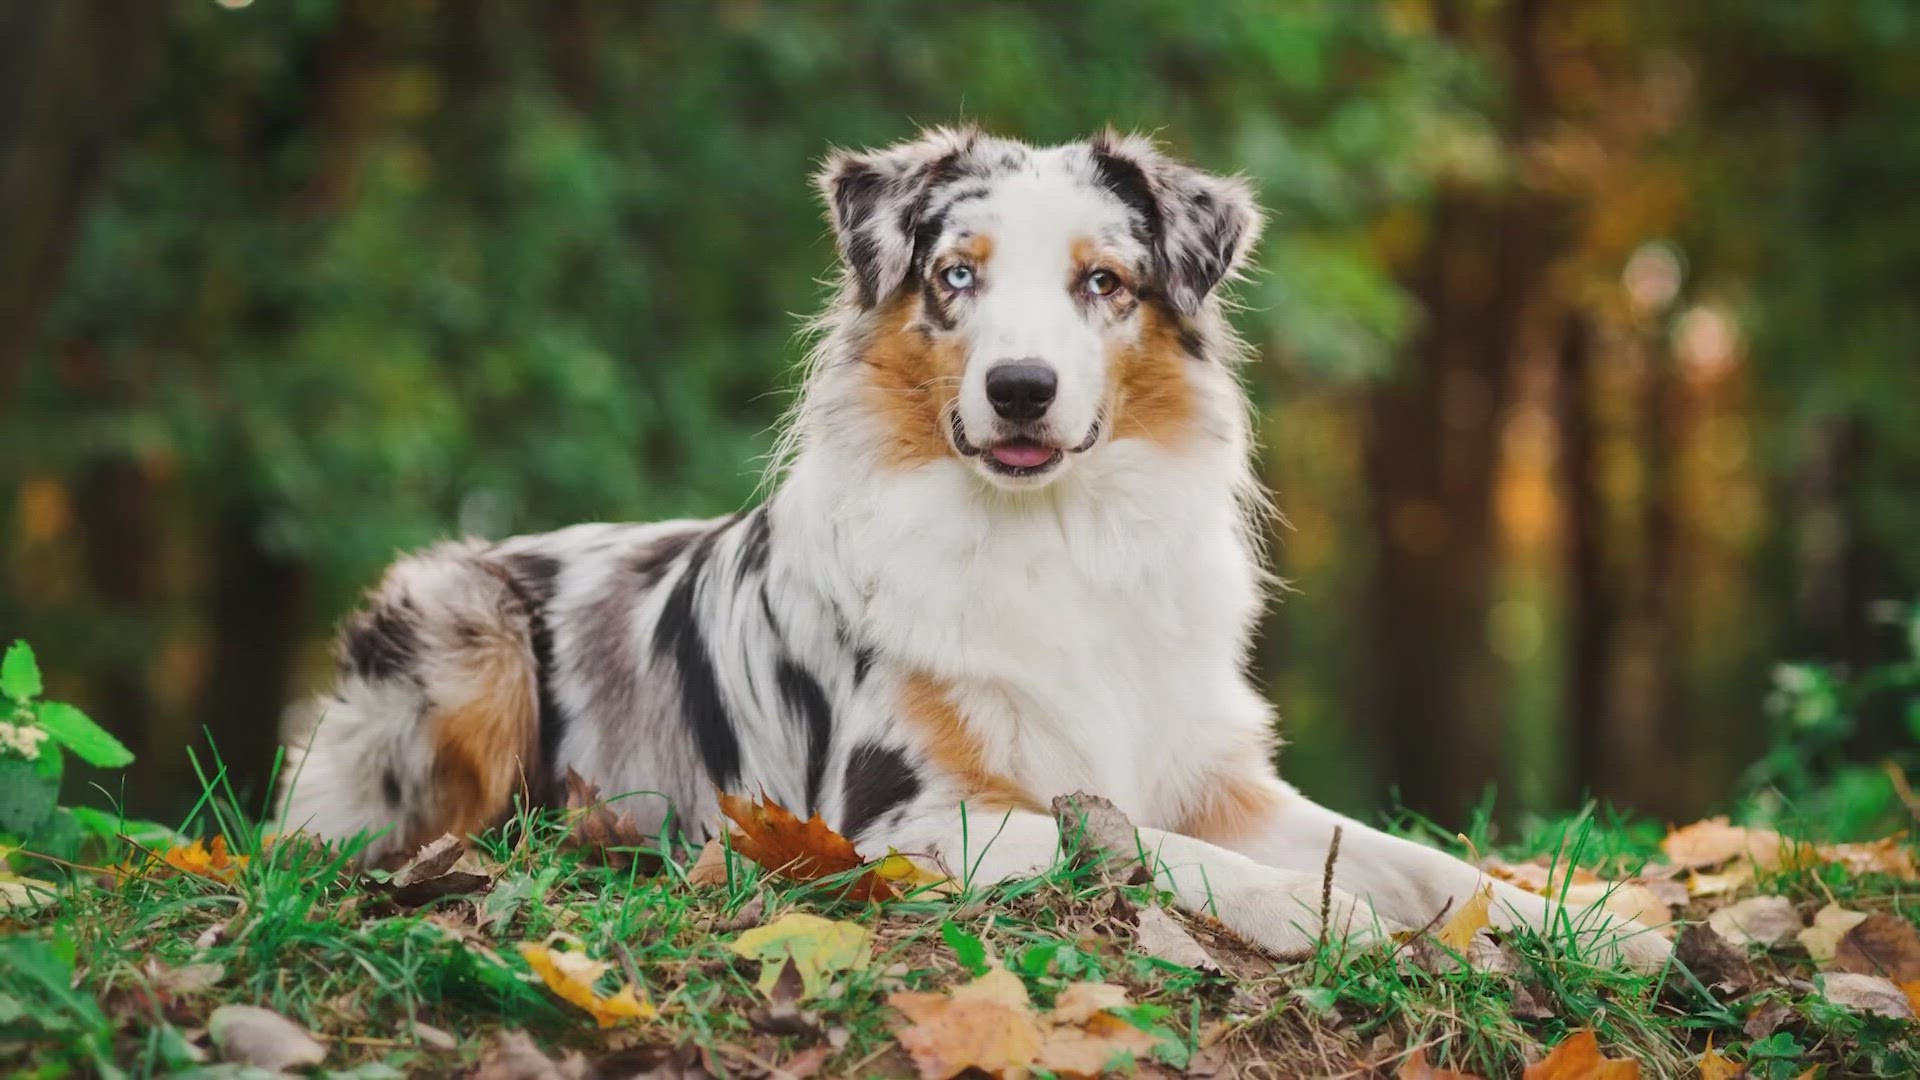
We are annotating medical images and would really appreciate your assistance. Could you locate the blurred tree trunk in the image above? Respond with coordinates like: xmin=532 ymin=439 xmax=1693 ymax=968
xmin=1555 ymin=312 xmax=1619 ymax=804
xmin=1364 ymin=0 xmax=1569 ymax=823
xmin=0 ymin=1 xmax=162 ymax=397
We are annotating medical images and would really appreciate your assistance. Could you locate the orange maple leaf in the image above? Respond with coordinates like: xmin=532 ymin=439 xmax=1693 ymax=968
xmin=160 ymin=836 xmax=248 ymax=882
xmin=716 ymin=789 xmax=932 ymax=901
xmin=1523 ymin=1030 xmax=1640 ymax=1080
xmin=1399 ymin=1046 xmax=1486 ymax=1079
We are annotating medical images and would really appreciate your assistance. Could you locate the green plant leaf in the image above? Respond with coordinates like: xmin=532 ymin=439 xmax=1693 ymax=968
xmin=34 ymin=702 xmax=134 ymax=768
xmin=1 ymin=641 xmax=41 ymax=703
xmin=941 ymin=920 xmax=990 ymax=976
xmin=0 ymin=752 xmax=61 ymax=840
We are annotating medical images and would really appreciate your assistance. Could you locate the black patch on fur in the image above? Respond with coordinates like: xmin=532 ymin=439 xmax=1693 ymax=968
xmin=500 ymin=551 xmax=567 ymax=794
xmin=1091 ymin=143 xmax=1163 ymax=253
xmin=853 ymin=644 xmax=877 ymax=687
xmin=653 ymin=529 xmax=742 ymax=789
xmin=919 ymin=278 xmax=956 ymax=331
xmin=840 ymin=741 xmax=922 ymax=841
xmin=776 ymin=657 xmax=834 ymax=815
xmin=831 ymin=161 xmax=890 ymax=307
xmin=343 ymin=601 xmax=419 ymax=682
xmin=736 ymin=506 xmax=771 ymax=583
xmin=381 ymin=768 xmax=402 ymax=808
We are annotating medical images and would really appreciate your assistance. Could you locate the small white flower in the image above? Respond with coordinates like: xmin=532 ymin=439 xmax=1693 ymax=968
xmin=0 ymin=721 xmax=48 ymax=761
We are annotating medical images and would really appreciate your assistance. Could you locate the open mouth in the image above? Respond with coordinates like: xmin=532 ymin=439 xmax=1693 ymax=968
xmin=949 ymin=413 xmax=1101 ymax=479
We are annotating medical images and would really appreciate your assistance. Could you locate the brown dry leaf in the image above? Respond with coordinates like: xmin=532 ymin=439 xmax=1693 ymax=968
xmin=1051 ymin=792 xmax=1149 ymax=885
xmin=1819 ymin=835 xmax=1918 ymax=880
xmin=890 ymin=967 xmax=1045 ymax=1079
xmin=1662 ymin=818 xmax=1786 ymax=871
xmin=686 ymin=839 xmax=730 ymax=887
xmin=519 ymin=934 xmax=655 ymax=1028
xmin=1133 ymin=905 xmax=1220 ymax=973
xmin=1483 ymin=859 xmax=1600 ymax=893
xmin=1698 ymin=1036 xmax=1741 ymax=1080
xmin=563 ymin=768 xmax=659 ymax=871
xmin=1830 ymin=912 xmax=1920 ymax=982
xmin=472 ymin=1030 xmax=590 ymax=1080
xmin=1522 ymin=1029 xmax=1640 ymax=1079
xmin=206 ymin=1004 xmax=326 ymax=1073
xmin=1398 ymin=1047 xmax=1486 ymax=1079
xmin=890 ymin=967 xmax=1165 ymax=1079
xmin=1707 ymin=896 xmax=1801 ymax=948
xmin=1799 ymin=904 xmax=1869 ymax=963
xmin=717 ymin=790 xmax=900 ymax=901
xmin=371 ymin=833 xmax=493 ymax=907
xmin=1675 ymin=924 xmax=1753 ymax=996
xmin=1435 ymin=883 xmax=1494 ymax=954
xmin=1819 ymin=971 xmax=1915 ymax=1019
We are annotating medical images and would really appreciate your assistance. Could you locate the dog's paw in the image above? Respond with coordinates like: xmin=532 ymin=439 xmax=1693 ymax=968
xmin=1220 ymin=879 xmax=1404 ymax=961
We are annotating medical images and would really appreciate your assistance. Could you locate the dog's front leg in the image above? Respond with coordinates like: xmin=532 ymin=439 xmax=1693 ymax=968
xmin=1206 ymin=777 xmax=1673 ymax=972
xmin=879 ymin=805 xmax=1408 ymax=961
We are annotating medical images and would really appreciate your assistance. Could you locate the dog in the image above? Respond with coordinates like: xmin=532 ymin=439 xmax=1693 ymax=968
xmin=282 ymin=127 xmax=1669 ymax=970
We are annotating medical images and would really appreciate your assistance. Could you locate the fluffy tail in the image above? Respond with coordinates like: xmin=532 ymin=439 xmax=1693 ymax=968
xmin=280 ymin=541 xmax=541 ymax=864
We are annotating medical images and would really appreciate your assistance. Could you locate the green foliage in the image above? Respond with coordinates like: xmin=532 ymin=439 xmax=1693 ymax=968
xmin=1745 ymin=601 xmax=1920 ymax=838
xmin=1 ymin=639 xmax=142 ymax=865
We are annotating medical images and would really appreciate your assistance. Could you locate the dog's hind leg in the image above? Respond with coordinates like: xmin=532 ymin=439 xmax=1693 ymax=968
xmin=280 ymin=542 xmax=542 ymax=864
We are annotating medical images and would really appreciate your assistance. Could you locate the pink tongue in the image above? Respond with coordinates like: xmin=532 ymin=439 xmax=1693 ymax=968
xmin=991 ymin=442 xmax=1056 ymax=469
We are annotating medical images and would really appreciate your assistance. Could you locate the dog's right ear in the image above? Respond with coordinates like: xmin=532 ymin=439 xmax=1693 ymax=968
xmin=817 ymin=126 xmax=979 ymax=308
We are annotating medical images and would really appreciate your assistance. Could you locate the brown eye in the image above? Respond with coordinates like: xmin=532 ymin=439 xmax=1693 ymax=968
xmin=1085 ymin=269 xmax=1122 ymax=297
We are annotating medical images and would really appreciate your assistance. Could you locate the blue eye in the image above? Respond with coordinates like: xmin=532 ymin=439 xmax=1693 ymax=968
xmin=942 ymin=264 xmax=975 ymax=290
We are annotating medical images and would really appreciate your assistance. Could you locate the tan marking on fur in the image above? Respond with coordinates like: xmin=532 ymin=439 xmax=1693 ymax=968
xmin=1109 ymin=302 xmax=1196 ymax=446
xmin=860 ymin=293 xmax=967 ymax=468
xmin=899 ymin=674 xmax=1043 ymax=813
xmin=426 ymin=632 xmax=538 ymax=841
xmin=954 ymin=232 xmax=994 ymax=266
xmin=1177 ymin=770 xmax=1286 ymax=843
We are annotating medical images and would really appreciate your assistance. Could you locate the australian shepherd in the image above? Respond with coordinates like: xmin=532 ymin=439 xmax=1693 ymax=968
xmin=283 ymin=127 xmax=1667 ymax=970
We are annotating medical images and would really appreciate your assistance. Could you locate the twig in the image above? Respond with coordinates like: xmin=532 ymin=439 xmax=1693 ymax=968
xmin=1317 ymin=825 xmax=1343 ymax=948
xmin=1885 ymin=760 xmax=1920 ymax=824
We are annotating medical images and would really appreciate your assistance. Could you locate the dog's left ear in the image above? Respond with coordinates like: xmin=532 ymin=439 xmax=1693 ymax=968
xmin=817 ymin=126 xmax=981 ymax=308
xmin=1089 ymin=130 xmax=1264 ymax=316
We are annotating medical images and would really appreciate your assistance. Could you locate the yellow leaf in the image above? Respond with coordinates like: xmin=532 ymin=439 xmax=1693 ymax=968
xmin=519 ymin=936 xmax=654 ymax=1027
xmin=1435 ymin=883 xmax=1494 ymax=954
xmin=1903 ymin=979 xmax=1920 ymax=1017
xmin=1698 ymin=1035 xmax=1740 ymax=1080
xmin=1687 ymin=863 xmax=1756 ymax=897
xmin=159 ymin=837 xmax=250 ymax=883
xmin=1523 ymin=1029 xmax=1640 ymax=1079
xmin=1799 ymin=904 xmax=1869 ymax=964
xmin=729 ymin=912 xmax=872 ymax=1000
xmin=874 ymin=850 xmax=955 ymax=894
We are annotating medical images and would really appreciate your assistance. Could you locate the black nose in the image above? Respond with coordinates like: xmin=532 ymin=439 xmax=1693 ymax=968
xmin=985 ymin=361 xmax=1057 ymax=421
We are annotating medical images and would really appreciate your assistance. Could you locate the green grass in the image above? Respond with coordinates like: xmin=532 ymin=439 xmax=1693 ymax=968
xmin=7 ymin=780 xmax=1920 ymax=1078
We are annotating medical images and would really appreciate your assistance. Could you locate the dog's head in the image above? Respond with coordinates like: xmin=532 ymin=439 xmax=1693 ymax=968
xmin=816 ymin=127 xmax=1262 ymax=490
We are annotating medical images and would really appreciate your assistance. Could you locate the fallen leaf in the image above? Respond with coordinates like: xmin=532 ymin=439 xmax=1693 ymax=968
xmin=158 ymin=836 xmax=249 ymax=883
xmin=1819 ymin=971 xmax=1916 ymax=1019
xmin=716 ymin=790 xmax=901 ymax=901
xmin=1819 ymin=835 xmax=1918 ymax=880
xmin=519 ymin=935 xmax=655 ymax=1027
xmin=1522 ymin=1029 xmax=1640 ymax=1079
xmin=1903 ymin=980 xmax=1920 ymax=1017
xmin=778 ymin=1045 xmax=832 ymax=1079
xmin=1512 ymin=983 xmax=1555 ymax=1020
xmin=1687 ymin=864 xmax=1757 ymax=898
xmin=1676 ymin=924 xmax=1753 ymax=996
xmin=1663 ymin=818 xmax=1785 ymax=870
xmin=889 ymin=967 xmax=1165 ymax=1080
xmin=1051 ymin=792 xmax=1149 ymax=884
xmin=144 ymin=959 xmax=226 ymax=998
xmin=1798 ymin=904 xmax=1869 ymax=963
xmin=1698 ymin=1036 xmax=1740 ymax=1080
xmin=207 ymin=1004 xmax=327 ymax=1072
xmin=686 ymin=839 xmax=730 ymax=887
xmin=1133 ymin=905 xmax=1220 ymax=973
xmin=1435 ymin=884 xmax=1494 ymax=954
xmin=563 ymin=768 xmax=660 ymax=872
xmin=1741 ymin=1000 xmax=1794 ymax=1040
xmin=409 ymin=1021 xmax=458 ymax=1051
xmin=1830 ymin=912 xmax=1920 ymax=982
xmin=370 ymin=833 xmax=493 ymax=907
xmin=472 ymin=1030 xmax=589 ymax=1080
xmin=590 ymin=1043 xmax=714 ymax=1079
xmin=1484 ymin=859 xmax=1600 ymax=894
xmin=872 ymin=849 xmax=954 ymax=895
xmin=1399 ymin=1045 xmax=1494 ymax=1079
xmin=890 ymin=967 xmax=1045 ymax=1079
xmin=0 ymin=874 xmax=59 ymax=914
xmin=1706 ymin=896 xmax=1800 ymax=948
xmin=729 ymin=912 xmax=872 ymax=1000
